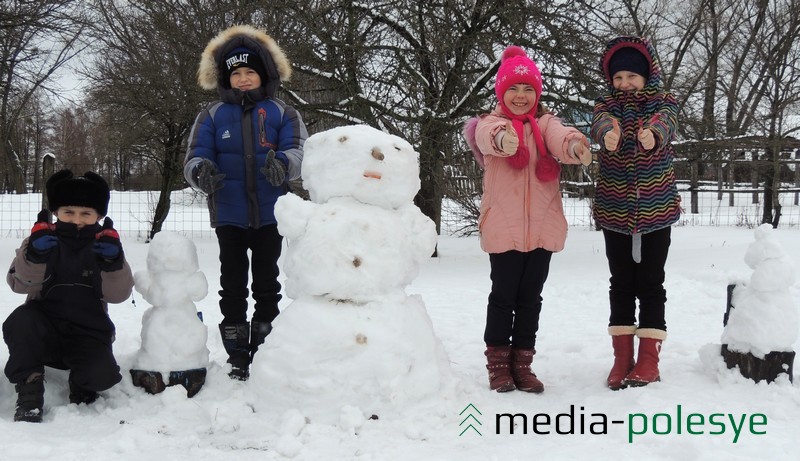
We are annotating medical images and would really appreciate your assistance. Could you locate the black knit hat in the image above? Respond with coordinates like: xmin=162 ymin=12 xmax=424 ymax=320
xmin=221 ymin=46 xmax=268 ymax=86
xmin=46 ymin=169 xmax=110 ymax=216
xmin=608 ymin=47 xmax=650 ymax=80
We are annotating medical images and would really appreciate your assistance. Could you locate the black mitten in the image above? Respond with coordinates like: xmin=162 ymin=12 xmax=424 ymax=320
xmin=93 ymin=217 xmax=124 ymax=271
xmin=260 ymin=150 xmax=288 ymax=187
xmin=26 ymin=209 xmax=57 ymax=263
xmin=193 ymin=160 xmax=225 ymax=195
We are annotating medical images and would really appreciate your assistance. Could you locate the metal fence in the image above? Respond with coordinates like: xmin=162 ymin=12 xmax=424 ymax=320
xmin=2 ymin=149 xmax=800 ymax=238
xmin=0 ymin=189 xmax=214 ymax=240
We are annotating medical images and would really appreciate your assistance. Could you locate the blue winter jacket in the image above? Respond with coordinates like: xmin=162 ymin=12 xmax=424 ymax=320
xmin=184 ymin=90 xmax=306 ymax=229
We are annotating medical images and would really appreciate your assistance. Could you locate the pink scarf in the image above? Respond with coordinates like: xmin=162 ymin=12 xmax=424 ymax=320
xmin=501 ymin=107 xmax=560 ymax=181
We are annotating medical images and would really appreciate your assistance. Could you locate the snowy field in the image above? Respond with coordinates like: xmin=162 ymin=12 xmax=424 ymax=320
xmin=0 ymin=221 xmax=797 ymax=460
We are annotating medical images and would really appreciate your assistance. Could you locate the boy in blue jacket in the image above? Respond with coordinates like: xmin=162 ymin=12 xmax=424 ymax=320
xmin=183 ymin=25 xmax=307 ymax=381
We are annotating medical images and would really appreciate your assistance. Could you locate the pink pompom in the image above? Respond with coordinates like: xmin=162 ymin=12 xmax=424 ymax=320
xmin=506 ymin=149 xmax=530 ymax=170
xmin=501 ymin=45 xmax=527 ymax=62
xmin=535 ymin=156 xmax=561 ymax=181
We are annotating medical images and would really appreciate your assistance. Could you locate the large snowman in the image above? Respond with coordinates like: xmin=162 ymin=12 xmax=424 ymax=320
xmin=130 ymin=231 xmax=210 ymax=397
xmin=250 ymin=125 xmax=451 ymax=423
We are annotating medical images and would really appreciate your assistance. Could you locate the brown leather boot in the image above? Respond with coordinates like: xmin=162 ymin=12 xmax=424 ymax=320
xmin=625 ymin=328 xmax=667 ymax=387
xmin=607 ymin=326 xmax=636 ymax=390
xmin=485 ymin=346 xmax=516 ymax=392
xmin=510 ymin=348 xmax=544 ymax=393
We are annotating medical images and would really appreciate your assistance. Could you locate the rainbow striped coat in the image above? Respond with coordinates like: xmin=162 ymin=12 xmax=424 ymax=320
xmin=590 ymin=36 xmax=681 ymax=235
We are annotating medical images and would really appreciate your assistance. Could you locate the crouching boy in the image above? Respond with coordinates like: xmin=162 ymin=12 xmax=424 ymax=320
xmin=3 ymin=170 xmax=134 ymax=422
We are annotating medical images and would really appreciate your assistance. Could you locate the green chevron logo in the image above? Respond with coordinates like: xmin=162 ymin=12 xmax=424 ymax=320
xmin=459 ymin=403 xmax=483 ymax=436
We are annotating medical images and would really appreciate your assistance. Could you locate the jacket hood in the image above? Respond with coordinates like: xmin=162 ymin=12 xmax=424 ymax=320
xmin=599 ymin=36 xmax=663 ymax=90
xmin=198 ymin=25 xmax=292 ymax=98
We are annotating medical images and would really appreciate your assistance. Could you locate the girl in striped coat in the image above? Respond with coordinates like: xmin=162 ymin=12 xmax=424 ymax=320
xmin=590 ymin=36 xmax=681 ymax=390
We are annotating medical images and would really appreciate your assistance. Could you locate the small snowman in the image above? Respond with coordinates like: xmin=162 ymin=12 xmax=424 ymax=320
xmin=721 ymin=224 xmax=798 ymax=382
xmin=251 ymin=125 xmax=451 ymax=422
xmin=130 ymin=231 xmax=210 ymax=397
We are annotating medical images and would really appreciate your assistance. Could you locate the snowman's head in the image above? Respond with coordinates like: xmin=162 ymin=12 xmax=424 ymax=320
xmin=743 ymin=223 xmax=785 ymax=270
xmin=146 ymin=231 xmax=200 ymax=273
xmin=301 ymin=125 xmax=420 ymax=208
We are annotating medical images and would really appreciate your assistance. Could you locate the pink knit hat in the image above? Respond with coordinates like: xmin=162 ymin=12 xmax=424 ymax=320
xmin=491 ymin=46 xmax=559 ymax=180
xmin=494 ymin=46 xmax=543 ymax=111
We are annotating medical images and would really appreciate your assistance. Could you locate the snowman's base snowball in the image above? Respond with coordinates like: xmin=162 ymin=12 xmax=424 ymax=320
xmin=250 ymin=295 xmax=452 ymax=421
xmin=130 ymin=367 xmax=207 ymax=397
xmin=720 ymin=345 xmax=795 ymax=384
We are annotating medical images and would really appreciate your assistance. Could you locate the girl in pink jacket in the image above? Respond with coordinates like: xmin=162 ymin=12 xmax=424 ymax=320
xmin=465 ymin=46 xmax=590 ymax=393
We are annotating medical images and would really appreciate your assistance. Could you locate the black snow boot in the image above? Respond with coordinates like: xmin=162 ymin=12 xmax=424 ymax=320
xmin=168 ymin=368 xmax=207 ymax=398
xmin=250 ymin=320 xmax=273 ymax=362
xmin=14 ymin=374 xmax=45 ymax=423
xmin=219 ymin=323 xmax=250 ymax=381
xmin=68 ymin=377 xmax=98 ymax=405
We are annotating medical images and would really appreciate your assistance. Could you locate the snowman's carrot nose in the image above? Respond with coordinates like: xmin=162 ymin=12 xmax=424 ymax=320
xmin=363 ymin=171 xmax=382 ymax=179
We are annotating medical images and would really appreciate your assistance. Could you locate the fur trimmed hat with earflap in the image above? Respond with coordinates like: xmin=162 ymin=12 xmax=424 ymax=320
xmin=198 ymin=25 xmax=292 ymax=98
xmin=46 ymin=169 xmax=110 ymax=216
xmin=492 ymin=46 xmax=559 ymax=180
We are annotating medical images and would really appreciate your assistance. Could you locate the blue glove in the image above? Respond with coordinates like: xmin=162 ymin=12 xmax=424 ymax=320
xmin=26 ymin=209 xmax=57 ymax=263
xmin=93 ymin=217 xmax=123 ymax=270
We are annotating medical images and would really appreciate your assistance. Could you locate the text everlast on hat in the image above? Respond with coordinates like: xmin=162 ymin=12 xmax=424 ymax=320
xmin=608 ymin=47 xmax=650 ymax=80
xmin=46 ymin=169 xmax=110 ymax=216
xmin=222 ymin=46 xmax=268 ymax=84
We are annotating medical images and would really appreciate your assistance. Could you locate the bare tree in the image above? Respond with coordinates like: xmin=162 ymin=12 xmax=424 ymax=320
xmin=84 ymin=0 xmax=247 ymax=239
xmin=263 ymin=0 xmax=596 ymax=238
xmin=749 ymin=0 xmax=800 ymax=226
xmin=0 ymin=0 xmax=85 ymax=193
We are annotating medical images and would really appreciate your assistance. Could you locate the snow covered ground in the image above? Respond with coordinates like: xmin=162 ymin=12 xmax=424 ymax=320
xmin=0 ymin=225 xmax=798 ymax=460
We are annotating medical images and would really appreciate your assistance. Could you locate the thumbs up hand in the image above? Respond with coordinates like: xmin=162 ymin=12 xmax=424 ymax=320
xmin=603 ymin=118 xmax=621 ymax=151
xmin=94 ymin=217 xmax=124 ymax=271
xmin=26 ymin=209 xmax=57 ymax=263
xmin=570 ymin=139 xmax=593 ymax=166
xmin=501 ymin=121 xmax=520 ymax=155
xmin=638 ymin=127 xmax=656 ymax=150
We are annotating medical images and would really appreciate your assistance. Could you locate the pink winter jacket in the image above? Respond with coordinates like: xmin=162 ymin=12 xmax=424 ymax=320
xmin=475 ymin=109 xmax=585 ymax=254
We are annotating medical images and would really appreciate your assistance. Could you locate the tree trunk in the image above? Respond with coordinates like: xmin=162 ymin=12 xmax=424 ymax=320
xmin=414 ymin=118 xmax=447 ymax=256
xmin=762 ymin=170 xmax=774 ymax=225
xmin=751 ymin=151 xmax=759 ymax=204
xmin=690 ymin=155 xmax=699 ymax=213
xmin=794 ymin=153 xmax=799 ymax=206
xmin=721 ymin=345 xmax=794 ymax=384
xmin=728 ymin=151 xmax=735 ymax=207
xmin=0 ymin=141 xmax=27 ymax=193
xmin=148 ymin=137 xmax=182 ymax=240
